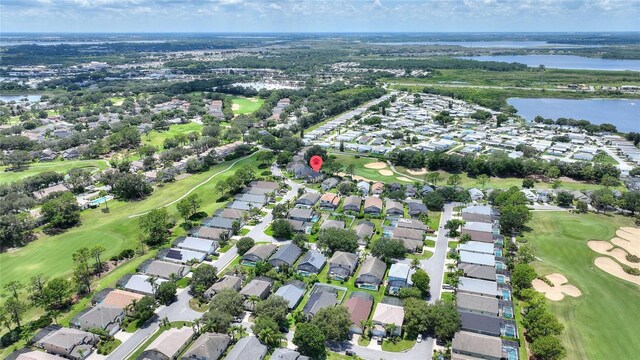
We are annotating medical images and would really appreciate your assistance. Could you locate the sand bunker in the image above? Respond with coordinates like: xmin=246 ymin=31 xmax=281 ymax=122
xmin=397 ymin=177 xmax=413 ymax=182
xmin=378 ymin=169 xmax=393 ymax=176
xmin=406 ymin=168 xmax=427 ymax=176
xmin=594 ymin=257 xmax=640 ymax=286
xmin=364 ymin=162 xmax=387 ymax=170
xmin=337 ymin=172 xmax=375 ymax=183
xmin=231 ymin=104 xmax=240 ymax=110
xmin=532 ymin=273 xmax=582 ymax=301
xmin=588 ymin=240 xmax=640 ymax=269
xmin=587 ymin=227 xmax=640 ymax=285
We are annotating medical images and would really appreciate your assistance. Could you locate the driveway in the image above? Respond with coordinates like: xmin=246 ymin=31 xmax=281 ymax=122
xmin=421 ymin=203 xmax=456 ymax=304
xmin=328 ymin=338 xmax=433 ymax=360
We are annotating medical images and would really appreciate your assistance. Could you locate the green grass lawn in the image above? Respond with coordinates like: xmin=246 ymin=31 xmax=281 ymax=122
xmin=231 ymin=96 xmax=264 ymax=115
xmin=0 ymin=159 xmax=109 ymax=184
xmin=526 ymin=211 xmax=639 ymax=360
xmin=381 ymin=338 xmax=416 ymax=352
xmin=408 ymin=249 xmax=434 ymax=260
xmin=427 ymin=211 xmax=441 ymax=231
xmin=142 ymin=122 xmax=203 ymax=149
xmin=0 ymin=154 xmax=259 ymax=291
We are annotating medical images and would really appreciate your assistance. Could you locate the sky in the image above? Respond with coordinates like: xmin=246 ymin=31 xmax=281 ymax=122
xmin=1 ymin=0 xmax=640 ymax=33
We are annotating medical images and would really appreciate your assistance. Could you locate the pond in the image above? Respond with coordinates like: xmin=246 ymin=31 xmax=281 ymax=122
xmin=458 ymin=54 xmax=640 ymax=71
xmin=507 ymin=98 xmax=640 ymax=133
xmin=0 ymin=94 xmax=42 ymax=102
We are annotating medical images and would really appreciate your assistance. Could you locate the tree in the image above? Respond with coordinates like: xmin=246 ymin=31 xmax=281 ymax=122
xmin=311 ymin=305 xmax=351 ymax=341
xmin=252 ymin=316 xmax=282 ymax=348
xmin=5 ymin=150 xmax=32 ymax=171
xmin=425 ymin=172 xmax=442 ymax=186
xmin=41 ymin=192 xmax=81 ymax=230
xmin=620 ymin=191 xmax=640 ymax=215
xmin=139 ymin=208 xmax=171 ymax=246
xmin=398 ymin=287 xmax=423 ymax=299
xmin=517 ymin=245 xmax=536 ymax=264
xmin=411 ymin=269 xmax=430 ymax=295
xmin=459 ymin=233 xmax=471 ymax=244
xmin=293 ymin=323 xmax=326 ymax=358
xmin=272 ymin=218 xmax=294 ymax=238
xmin=590 ymin=189 xmax=615 ymax=213
xmin=134 ymin=296 xmax=157 ymax=322
xmin=202 ymin=310 xmax=233 ymax=333
xmin=292 ymin=233 xmax=308 ymax=249
xmin=67 ymin=168 xmax=92 ymax=193
xmin=402 ymin=298 xmax=430 ymax=336
xmin=370 ymin=238 xmax=407 ymax=261
xmin=531 ymin=335 xmax=566 ymax=360
xmin=304 ymin=146 xmax=328 ymax=165
xmin=511 ymin=263 xmax=537 ymax=292
xmin=236 ymin=237 xmax=255 ymax=255
xmin=190 ymin=264 xmax=218 ymax=299
xmin=90 ymin=246 xmax=105 ymax=274
xmin=112 ymin=173 xmax=153 ymax=200
xmin=447 ymin=174 xmax=462 ymax=187
xmin=555 ymin=192 xmax=574 ymax=208
xmin=423 ymin=191 xmax=444 ymax=211
xmin=272 ymin=204 xmax=288 ymax=219
xmin=552 ymin=179 xmax=563 ymax=189
xmin=476 ymin=174 xmax=490 ymax=189
xmin=257 ymin=151 xmax=276 ymax=165
xmin=444 ymin=219 xmax=465 ymax=237
xmin=3 ymin=297 xmax=27 ymax=328
xmin=522 ymin=178 xmax=535 ymax=189
xmin=155 ymin=281 xmax=177 ymax=305
xmin=576 ymin=201 xmax=588 ymax=213
xmin=255 ymin=295 xmax=289 ymax=328
xmin=3 ymin=281 xmax=24 ymax=301
xmin=210 ymin=289 xmax=245 ymax=317
xmin=346 ymin=164 xmax=355 ymax=178
xmin=500 ymin=204 xmax=532 ymax=234
xmin=600 ymin=175 xmax=620 ymax=188
xmin=316 ymin=228 xmax=359 ymax=254
xmin=72 ymin=247 xmax=93 ymax=293
xmin=523 ymin=305 xmax=564 ymax=341
xmin=176 ymin=194 xmax=201 ymax=221
xmin=432 ymin=300 xmax=461 ymax=341
xmin=42 ymin=277 xmax=73 ymax=311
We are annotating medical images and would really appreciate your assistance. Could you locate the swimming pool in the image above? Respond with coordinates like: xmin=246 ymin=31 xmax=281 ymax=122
xmin=501 ymin=289 xmax=511 ymax=300
xmin=503 ymin=306 xmax=514 ymax=319
xmin=496 ymin=275 xmax=506 ymax=284
xmin=495 ymin=249 xmax=503 ymax=257
xmin=496 ymin=261 xmax=505 ymax=270
xmin=90 ymin=196 xmax=110 ymax=206
xmin=502 ymin=345 xmax=519 ymax=360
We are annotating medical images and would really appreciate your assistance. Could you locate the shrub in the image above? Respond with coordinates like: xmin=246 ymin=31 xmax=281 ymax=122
xmin=626 ymin=254 xmax=640 ymax=263
xmin=622 ymin=264 xmax=640 ymax=276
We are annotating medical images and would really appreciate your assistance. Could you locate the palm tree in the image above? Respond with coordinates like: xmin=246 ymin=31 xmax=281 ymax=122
xmin=446 ymin=263 xmax=457 ymax=273
xmin=258 ymin=328 xmax=282 ymax=350
xmin=410 ymin=258 xmax=421 ymax=270
xmin=228 ymin=324 xmax=246 ymax=341
xmin=192 ymin=319 xmax=202 ymax=335
xmin=385 ymin=323 xmax=397 ymax=338
xmin=161 ymin=316 xmax=170 ymax=328
xmin=248 ymin=295 xmax=261 ymax=311
xmin=147 ymin=276 xmax=158 ymax=295
xmin=169 ymin=273 xmax=179 ymax=283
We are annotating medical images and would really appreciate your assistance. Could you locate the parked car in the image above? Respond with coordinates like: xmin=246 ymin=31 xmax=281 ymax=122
xmin=345 ymin=350 xmax=355 ymax=356
xmin=417 ymin=334 xmax=423 ymax=343
xmin=377 ymin=337 xmax=383 ymax=345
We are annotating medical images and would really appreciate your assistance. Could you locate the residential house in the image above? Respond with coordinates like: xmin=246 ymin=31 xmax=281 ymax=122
xmin=357 ymin=181 xmax=370 ymax=195
xmin=371 ymin=182 xmax=384 ymax=195
xmin=181 ymin=332 xmax=231 ymax=360
xmin=353 ymin=220 xmax=374 ymax=246
xmin=461 ymin=222 xmax=498 ymax=243
xmin=6 ymin=349 xmax=62 ymax=360
xmin=241 ymin=244 xmax=277 ymax=266
xmin=33 ymin=326 xmax=98 ymax=360
xmin=388 ymin=183 xmax=401 ymax=192
xmin=363 ymin=196 xmax=383 ymax=215
xmin=121 ymin=274 xmax=168 ymax=295
xmin=296 ymin=250 xmax=327 ymax=276
xmin=385 ymin=199 xmax=404 ymax=216
xmin=189 ymin=226 xmax=230 ymax=242
xmin=355 ymin=257 xmax=386 ymax=290
xmin=163 ymin=248 xmax=206 ymax=264
xmin=391 ymin=227 xmax=424 ymax=253
xmin=92 ymin=289 xmax=144 ymax=310
xmin=288 ymin=208 xmax=315 ymax=222
xmin=405 ymin=184 xmax=417 ymax=198
xmin=459 ymin=241 xmax=496 ymax=255
xmin=271 ymin=348 xmax=310 ymax=360
xmin=203 ymin=275 xmax=243 ymax=299
xmin=395 ymin=218 xmax=428 ymax=231
xmin=387 ymin=263 xmax=412 ymax=295
xmin=225 ymin=336 xmax=267 ymax=360
xmin=451 ymin=331 xmax=503 ymax=360
xmin=249 ymin=181 xmax=279 ymax=191
xmin=458 ymin=263 xmax=497 ymax=282
xmin=234 ymin=193 xmax=267 ymax=206
xmin=344 ymin=294 xmax=374 ymax=334
xmin=269 ymin=243 xmax=303 ymax=268
xmin=321 ymin=178 xmax=339 ymax=191
xmin=141 ymin=260 xmax=189 ymax=280
xmin=319 ymin=193 xmax=340 ymax=210
xmin=457 ymin=277 xmax=500 ymax=298
xmin=240 ymin=277 xmax=273 ymax=310
xmin=407 ymin=201 xmax=428 ymax=218
xmin=327 ymin=251 xmax=359 ymax=281
xmin=70 ymin=305 xmax=125 ymax=335
xmin=32 ymin=184 xmax=69 ymax=200
xmin=273 ymin=280 xmax=306 ymax=309
xmin=227 ymin=201 xmax=255 ymax=211
xmin=320 ymin=219 xmax=345 ymax=230
xmin=174 ymin=236 xmax=218 ymax=254
xmin=296 ymin=192 xmax=321 ymax=207
xmin=202 ymin=217 xmax=235 ymax=230
xmin=456 ymin=293 xmax=500 ymax=317
xmin=342 ymin=195 xmax=362 ymax=212
xmin=371 ymin=303 xmax=404 ymax=337
xmin=420 ymin=185 xmax=434 ymax=196
xmin=468 ymin=188 xmax=484 ymax=201
xmin=216 ymin=208 xmax=245 ymax=221
xmin=140 ymin=327 xmax=194 ymax=360
xmin=461 ymin=205 xmax=498 ymax=223
xmin=302 ymin=290 xmax=337 ymax=318
xmin=459 ymin=251 xmax=495 ymax=268
xmin=460 ymin=312 xmax=501 ymax=337
xmin=521 ymin=189 xmax=537 ymax=202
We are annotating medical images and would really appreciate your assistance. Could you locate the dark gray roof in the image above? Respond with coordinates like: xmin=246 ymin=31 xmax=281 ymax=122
xmin=452 ymin=331 xmax=502 ymax=359
xmin=303 ymin=290 xmax=337 ymax=317
xmin=202 ymin=217 xmax=235 ymax=229
xmin=181 ymin=332 xmax=231 ymax=360
xmin=460 ymin=312 xmax=501 ymax=336
xmin=297 ymin=250 xmax=327 ymax=273
xmin=459 ymin=263 xmax=497 ymax=281
xmin=242 ymin=243 xmax=277 ymax=262
xmin=296 ymin=192 xmax=321 ymax=205
xmin=329 ymin=251 xmax=358 ymax=269
xmin=271 ymin=348 xmax=306 ymax=360
xmin=269 ymin=243 xmax=303 ymax=267
xmin=224 ymin=336 xmax=267 ymax=360
xmin=356 ymin=257 xmax=386 ymax=284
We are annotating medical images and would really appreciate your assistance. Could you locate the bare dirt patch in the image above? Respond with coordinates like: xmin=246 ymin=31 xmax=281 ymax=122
xmin=406 ymin=168 xmax=427 ymax=176
xmin=532 ymin=273 xmax=582 ymax=301
xmin=364 ymin=162 xmax=387 ymax=170
xmin=594 ymin=257 xmax=640 ymax=286
xmin=378 ymin=169 xmax=393 ymax=176
xmin=396 ymin=176 xmax=413 ymax=182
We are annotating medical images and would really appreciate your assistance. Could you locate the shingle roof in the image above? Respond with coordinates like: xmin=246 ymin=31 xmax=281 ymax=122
xmin=321 ymin=219 xmax=345 ymax=230
xmin=297 ymin=250 xmax=327 ymax=272
xmin=458 ymin=277 xmax=499 ymax=296
xmin=180 ymin=332 xmax=230 ymax=360
xmin=225 ymin=336 xmax=267 ymax=360
xmin=269 ymin=243 xmax=302 ymax=266
xmin=303 ymin=290 xmax=337 ymax=317
xmin=356 ymin=257 xmax=386 ymax=283
xmin=456 ymin=293 xmax=500 ymax=314
xmin=145 ymin=327 xmax=194 ymax=358
xmin=329 ymin=251 xmax=358 ymax=269
xmin=460 ymin=251 xmax=495 ymax=267
xmin=364 ymin=196 xmax=382 ymax=210
xmin=372 ymin=303 xmax=404 ymax=326
xmin=144 ymin=260 xmax=188 ymax=279
xmin=175 ymin=236 xmax=217 ymax=253
xmin=242 ymin=243 xmax=277 ymax=262
xmin=344 ymin=296 xmax=373 ymax=326
xmin=274 ymin=284 xmax=306 ymax=308
xmin=460 ymin=312 xmax=501 ymax=336
xmin=240 ymin=278 xmax=272 ymax=297
xmin=452 ymin=331 xmax=502 ymax=358
xmin=100 ymin=289 xmax=144 ymax=309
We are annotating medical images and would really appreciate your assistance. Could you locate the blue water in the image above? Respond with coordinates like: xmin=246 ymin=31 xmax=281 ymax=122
xmin=496 ymin=275 xmax=506 ymax=284
xmin=372 ymin=41 xmax=586 ymax=48
xmin=0 ymin=95 xmax=42 ymax=102
xmin=502 ymin=289 xmax=511 ymax=301
xmin=90 ymin=196 xmax=109 ymax=206
xmin=459 ymin=54 xmax=640 ymax=71
xmin=508 ymin=98 xmax=640 ymax=133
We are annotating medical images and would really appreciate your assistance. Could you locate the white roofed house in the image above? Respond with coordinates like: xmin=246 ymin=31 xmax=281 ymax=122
xmin=371 ymin=303 xmax=404 ymax=338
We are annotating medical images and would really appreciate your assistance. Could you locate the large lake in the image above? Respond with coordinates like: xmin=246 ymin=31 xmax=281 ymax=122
xmin=0 ymin=95 xmax=42 ymax=102
xmin=459 ymin=55 xmax=640 ymax=71
xmin=371 ymin=41 xmax=590 ymax=48
xmin=507 ymin=98 xmax=640 ymax=133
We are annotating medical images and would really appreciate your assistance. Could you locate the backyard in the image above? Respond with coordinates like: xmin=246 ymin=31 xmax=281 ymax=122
xmin=525 ymin=211 xmax=639 ymax=360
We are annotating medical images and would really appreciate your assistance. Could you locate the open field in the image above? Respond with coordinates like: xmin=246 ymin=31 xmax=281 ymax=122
xmin=525 ymin=211 xmax=639 ymax=360
xmin=0 ymin=159 xmax=109 ymax=184
xmin=0 ymin=153 xmax=260 ymax=290
xmin=382 ymin=68 xmax=640 ymax=89
xmin=230 ymin=96 xmax=264 ymax=115
xmin=142 ymin=122 xmax=203 ymax=149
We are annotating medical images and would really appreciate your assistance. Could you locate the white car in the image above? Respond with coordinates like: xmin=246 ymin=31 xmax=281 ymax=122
xmin=417 ymin=334 xmax=423 ymax=343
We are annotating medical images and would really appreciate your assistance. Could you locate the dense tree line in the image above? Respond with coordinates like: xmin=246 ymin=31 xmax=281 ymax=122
xmin=360 ymin=57 xmax=528 ymax=71
xmin=533 ymin=115 xmax=617 ymax=133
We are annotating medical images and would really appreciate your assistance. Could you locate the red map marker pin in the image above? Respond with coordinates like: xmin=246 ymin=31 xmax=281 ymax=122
xmin=310 ymin=155 xmax=323 ymax=172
